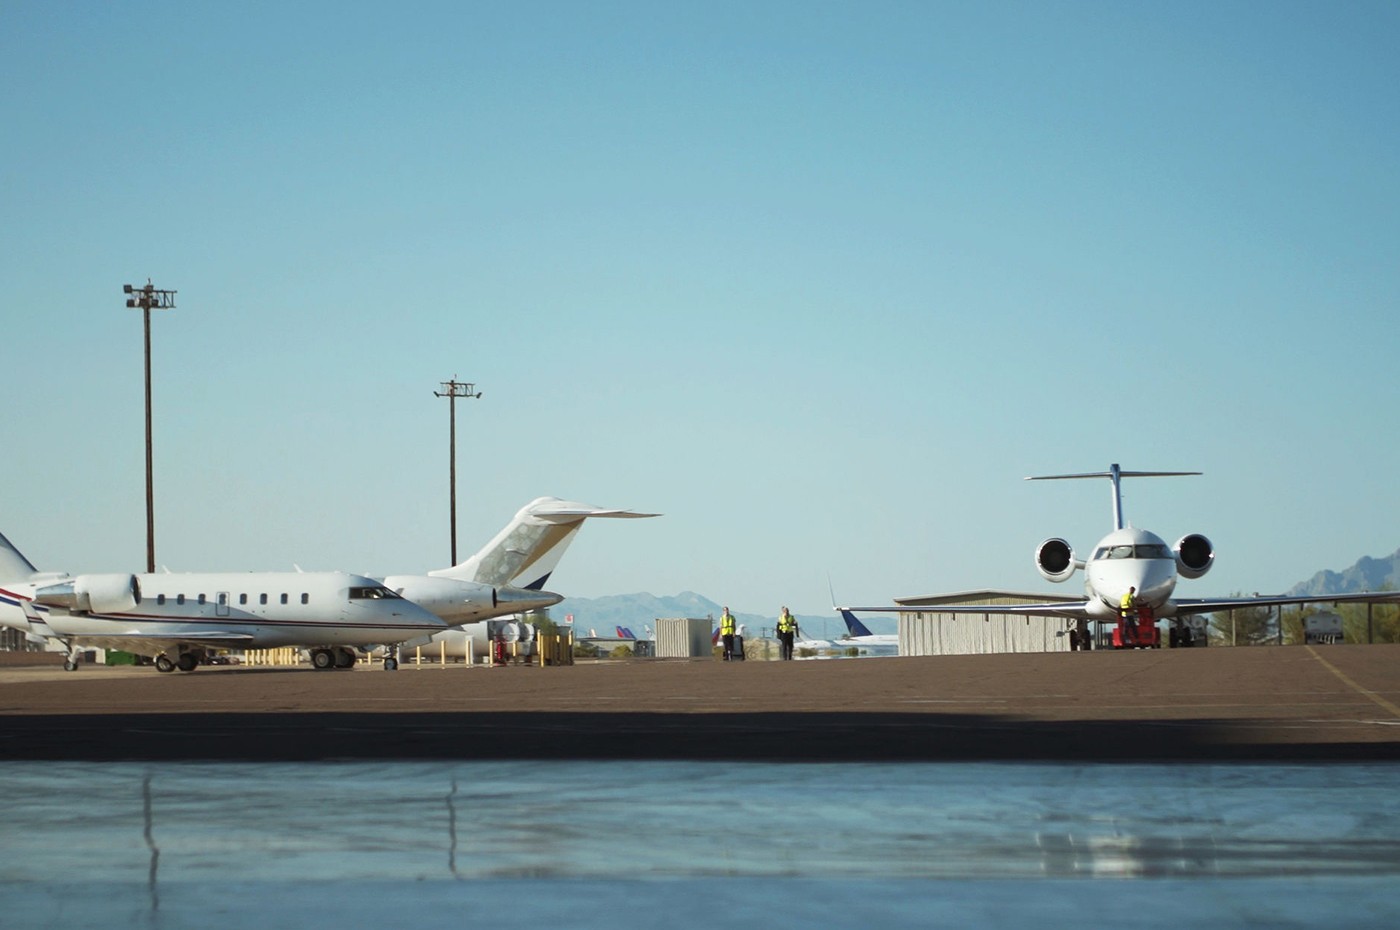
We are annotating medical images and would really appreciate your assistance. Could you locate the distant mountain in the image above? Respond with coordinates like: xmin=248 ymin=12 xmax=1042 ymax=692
xmin=554 ymin=592 xmax=891 ymax=637
xmin=1286 ymin=548 xmax=1400 ymax=597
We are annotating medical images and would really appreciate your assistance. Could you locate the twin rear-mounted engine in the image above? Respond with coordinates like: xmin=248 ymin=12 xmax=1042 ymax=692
xmin=32 ymin=574 xmax=141 ymax=614
xmin=1173 ymin=533 xmax=1214 ymax=579
xmin=1034 ymin=534 xmax=1215 ymax=582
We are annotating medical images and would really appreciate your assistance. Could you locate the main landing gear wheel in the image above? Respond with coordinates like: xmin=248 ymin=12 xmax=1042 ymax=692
xmin=155 ymin=654 xmax=177 ymax=673
xmin=176 ymin=653 xmax=199 ymax=672
xmin=334 ymin=648 xmax=356 ymax=669
xmin=311 ymin=648 xmax=337 ymax=670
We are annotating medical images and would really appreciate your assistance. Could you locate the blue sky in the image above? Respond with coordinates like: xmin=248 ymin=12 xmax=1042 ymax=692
xmin=3 ymin=1 xmax=1398 ymax=617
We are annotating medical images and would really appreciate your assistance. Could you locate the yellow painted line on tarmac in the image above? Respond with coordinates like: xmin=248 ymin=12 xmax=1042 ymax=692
xmin=1306 ymin=646 xmax=1400 ymax=719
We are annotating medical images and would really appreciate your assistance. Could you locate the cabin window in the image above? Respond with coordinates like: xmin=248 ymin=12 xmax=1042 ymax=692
xmin=157 ymin=594 xmax=166 ymax=606
xmin=280 ymin=593 xmax=288 ymax=605
xmin=301 ymin=593 xmax=309 ymax=605
xmin=198 ymin=594 xmax=207 ymax=606
xmin=260 ymin=594 xmax=268 ymax=605
xmin=177 ymin=594 xmax=186 ymax=605
xmin=239 ymin=593 xmax=248 ymax=605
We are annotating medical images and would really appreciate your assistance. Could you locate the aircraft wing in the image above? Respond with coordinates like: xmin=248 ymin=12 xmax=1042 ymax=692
xmin=63 ymin=631 xmax=256 ymax=655
xmin=1170 ymin=591 xmax=1400 ymax=615
xmin=839 ymin=602 xmax=1094 ymax=620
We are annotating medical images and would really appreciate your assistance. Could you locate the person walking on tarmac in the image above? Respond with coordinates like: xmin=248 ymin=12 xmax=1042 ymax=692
xmin=1120 ymin=586 xmax=1138 ymax=645
xmin=720 ymin=607 xmax=737 ymax=661
xmin=777 ymin=606 xmax=797 ymax=660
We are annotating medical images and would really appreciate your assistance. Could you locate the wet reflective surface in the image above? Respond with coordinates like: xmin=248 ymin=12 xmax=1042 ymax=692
xmin=3 ymin=760 xmax=1399 ymax=927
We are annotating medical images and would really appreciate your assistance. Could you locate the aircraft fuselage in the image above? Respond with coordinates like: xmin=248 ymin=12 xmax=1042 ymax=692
xmin=1081 ymin=527 xmax=1180 ymax=620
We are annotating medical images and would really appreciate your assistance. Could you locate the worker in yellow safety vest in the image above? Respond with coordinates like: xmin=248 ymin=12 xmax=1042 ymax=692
xmin=1120 ymin=586 xmax=1137 ymax=645
xmin=720 ymin=608 xmax=737 ymax=661
xmin=777 ymin=607 xmax=797 ymax=661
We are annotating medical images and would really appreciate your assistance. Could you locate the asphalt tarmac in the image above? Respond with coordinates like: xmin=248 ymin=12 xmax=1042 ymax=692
xmin=3 ymin=644 xmax=1399 ymax=762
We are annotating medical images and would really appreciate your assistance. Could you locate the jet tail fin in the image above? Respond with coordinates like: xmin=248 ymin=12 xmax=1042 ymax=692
xmin=839 ymin=609 xmax=875 ymax=638
xmin=1026 ymin=464 xmax=1201 ymax=530
xmin=0 ymin=531 xmax=40 ymax=583
xmin=429 ymin=497 xmax=659 ymax=589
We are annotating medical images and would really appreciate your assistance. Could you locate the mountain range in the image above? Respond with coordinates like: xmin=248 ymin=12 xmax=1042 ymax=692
xmin=1285 ymin=547 xmax=1400 ymax=597
xmin=559 ymin=548 xmax=1400 ymax=634
xmin=555 ymin=591 xmax=879 ymax=637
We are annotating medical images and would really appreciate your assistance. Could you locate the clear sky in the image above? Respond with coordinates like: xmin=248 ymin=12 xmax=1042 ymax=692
xmin=3 ymin=1 xmax=1398 ymax=617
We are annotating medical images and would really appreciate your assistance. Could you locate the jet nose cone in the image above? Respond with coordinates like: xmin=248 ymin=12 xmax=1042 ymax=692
xmin=496 ymin=586 xmax=564 ymax=612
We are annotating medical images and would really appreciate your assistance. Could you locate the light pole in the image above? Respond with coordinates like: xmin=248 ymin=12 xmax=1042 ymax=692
xmin=124 ymin=280 xmax=176 ymax=573
xmin=434 ymin=377 xmax=481 ymax=565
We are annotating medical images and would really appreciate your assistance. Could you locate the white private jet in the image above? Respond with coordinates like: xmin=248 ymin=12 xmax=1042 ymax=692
xmin=0 ymin=530 xmax=446 ymax=672
xmin=838 ymin=464 xmax=1400 ymax=647
xmin=1 ymin=496 xmax=655 ymax=671
xmin=384 ymin=497 xmax=658 ymax=659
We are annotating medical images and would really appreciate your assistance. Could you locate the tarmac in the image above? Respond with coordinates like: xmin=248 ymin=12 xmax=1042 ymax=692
xmin=3 ymin=644 xmax=1399 ymax=763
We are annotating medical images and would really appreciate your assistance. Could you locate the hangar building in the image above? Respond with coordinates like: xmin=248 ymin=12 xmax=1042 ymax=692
xmin=892 ymin=590 xmax=1087 ymax=656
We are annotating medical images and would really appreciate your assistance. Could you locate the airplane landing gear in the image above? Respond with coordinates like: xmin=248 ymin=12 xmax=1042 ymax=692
xmin=155 ymin=654 xmax=177 ymax=673
xmin=311 ymin=647 xmax=361 ymax=670
xmin=176 ymin=652 xmax=199 ymax=672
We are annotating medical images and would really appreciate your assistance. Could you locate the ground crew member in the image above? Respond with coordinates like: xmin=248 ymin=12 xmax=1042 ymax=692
xmin=1120 ymin=586 xmax=1137 ymax=645
xmin=777 ymin=606 xmax=796 ymax=660
xmin=720 ymin=607 xmax=737 ymax=661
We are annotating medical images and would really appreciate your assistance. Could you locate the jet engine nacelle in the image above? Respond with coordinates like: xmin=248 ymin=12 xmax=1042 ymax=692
xmin=383 ymin=575 xmax=497 ymax=624
xmin=1174 ymin=534 xmax=1214 ymax=580
xmin=1035 ymin=538 xmax=1078 ymax=583
xmin=33 ymin=574 xmax=141 ymax=614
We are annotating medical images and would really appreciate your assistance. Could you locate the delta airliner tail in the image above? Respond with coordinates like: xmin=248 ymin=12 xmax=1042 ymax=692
xmin=840 ymin=610 xmax=876 ymax=638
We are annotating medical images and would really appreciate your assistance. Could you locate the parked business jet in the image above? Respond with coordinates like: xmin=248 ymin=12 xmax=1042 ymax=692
xmin=383 ymin=497 xmax=658 ymax=658
xmin=0 ymin=530 xmax=446 ymax=672
xmin=837 ymin=464 xmax=1400 ymax=644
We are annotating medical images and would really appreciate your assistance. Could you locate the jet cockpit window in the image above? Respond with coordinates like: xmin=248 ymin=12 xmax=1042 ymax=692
xmin=1095 ymin=544 xmax=1172 ymax=560
xmin=349 ymin=586 xmax=403 ymax=600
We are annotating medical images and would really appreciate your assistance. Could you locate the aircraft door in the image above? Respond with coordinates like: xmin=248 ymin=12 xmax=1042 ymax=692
xmin=216 ymin=592 xmax=230 ymax=617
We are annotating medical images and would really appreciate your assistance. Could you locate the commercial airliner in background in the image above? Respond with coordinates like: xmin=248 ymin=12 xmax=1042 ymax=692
xmin=838 ymin=464 xmax=1400 ymax=646
xmin=383 ymin=497 xmax=658 ymax=659
xmin=835 ymin=611 xmax=900 ymax=647
xmin=0 ymin=530 xmax=445 ymax=672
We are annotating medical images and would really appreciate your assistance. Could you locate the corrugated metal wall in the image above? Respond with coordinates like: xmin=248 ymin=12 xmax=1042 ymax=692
xmin=655 ymin=617 xmax=713 ymax=658
xmin=898 ymin=612 xmax=1071 ymax=656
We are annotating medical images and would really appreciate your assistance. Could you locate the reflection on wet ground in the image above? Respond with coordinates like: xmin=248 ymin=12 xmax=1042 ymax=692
xmin=3 ymin=760 xmax=1399 ymax=928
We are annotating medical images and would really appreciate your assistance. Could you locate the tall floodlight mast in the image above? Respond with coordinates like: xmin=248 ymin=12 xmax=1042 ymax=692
xmin=434 ymin=377 xmax=482 ymax=565
xmin=123 ymin=280 xmax=177 ymax=573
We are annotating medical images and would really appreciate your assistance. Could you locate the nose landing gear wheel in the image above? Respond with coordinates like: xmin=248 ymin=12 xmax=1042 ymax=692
xmin=155 ymin=654 xmax=177 ymax=673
